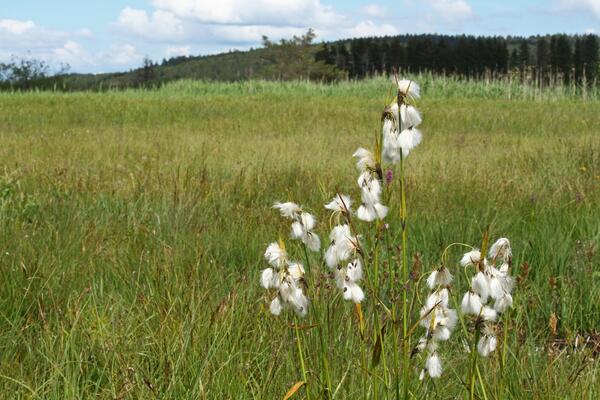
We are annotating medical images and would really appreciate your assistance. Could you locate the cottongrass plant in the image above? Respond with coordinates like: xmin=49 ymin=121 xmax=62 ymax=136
xmin=257 ymin=75 xmax=517 ymax=399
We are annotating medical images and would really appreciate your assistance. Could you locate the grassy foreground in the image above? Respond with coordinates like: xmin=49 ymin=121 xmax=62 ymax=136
xmin=0 ymin=76 xmax=599 ymax=399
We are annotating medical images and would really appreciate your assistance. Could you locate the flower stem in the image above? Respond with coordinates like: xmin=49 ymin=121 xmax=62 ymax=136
xmin=294 ymin=317 xmax=311 ymax=400
xmin=302 ymin=245 xmax=333 ymax=400
xmin=400 ymin=151 xmax=411 ymax=399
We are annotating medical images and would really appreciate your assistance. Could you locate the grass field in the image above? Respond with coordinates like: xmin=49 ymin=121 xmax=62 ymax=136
xmin=0 ymin=75 xmax=599 ymax=399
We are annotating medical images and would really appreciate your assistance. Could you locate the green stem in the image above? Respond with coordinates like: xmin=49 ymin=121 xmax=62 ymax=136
xmin=400 ymin=152 xmax=411 ymax=399
xmin=302 ymin=245 xmax=332 ymax=400
xmin=467 ymin=325 xmax=481 ymax=400
xmin=294 ymin=317 xmax=311 ymax=400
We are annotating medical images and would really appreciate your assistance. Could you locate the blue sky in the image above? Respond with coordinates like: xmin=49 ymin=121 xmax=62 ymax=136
xmin=1 ymin=0 xmax=599 ymax=73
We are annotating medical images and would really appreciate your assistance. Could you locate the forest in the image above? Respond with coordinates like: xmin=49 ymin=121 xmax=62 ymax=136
xmin=0 ymin=32 xmax=598 ymax=90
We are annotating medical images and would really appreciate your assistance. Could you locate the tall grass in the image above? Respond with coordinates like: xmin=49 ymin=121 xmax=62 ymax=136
xmin=0 ymin=76 xmax=598 ymax=398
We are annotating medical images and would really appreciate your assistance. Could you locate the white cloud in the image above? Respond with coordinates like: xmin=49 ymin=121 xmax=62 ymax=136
xmin=165 ymin=45 xmax=191 ymax=57
xmin=556 ymin=0 xmax=600 ymax=19
xmin=340 ymin=21 xmax=398 ymax=38
xmin=108 ymin=44 xmax=143 ymax=66
xmin=424 ymin=0 xmax=473 ymax=21
xmin=115 ymin=7 xmax=184 ymax=42
xmin=585 ymin=27 xmax=597 ymax=33
xmin=151 ymin=0 xmax=345 ymax=27
xmin=0 ymin=19 xmax=35 ymax=34
xmin=361 ymin=5 xmax=387 ymax=19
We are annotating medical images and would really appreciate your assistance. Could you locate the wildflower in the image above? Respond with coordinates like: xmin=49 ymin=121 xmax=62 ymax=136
xmin=477 ymin=324 xmax=498 ymax=357
xmin=488 ymin=237 xmax=511 ymax=262
xmin=385 ymin=169 xmax=393 ymax=184
xmin=324 ymin=194 xmax=352 ymax=215
xmin=460 ymin=237 xmax=515 ymax=356
xmin=356 ymin=170 xmax=388 ymax=221
xmin=290 ymin=211 xmax=321 ymax=252
xmin=335 ymin=258 xmax=365 ymax=303
xmin=260 ymin=242 xmax=309 ymax=317
xmin=382 ymin=79 xmax=424 ymax=163
xmin=417 ymin=264 xmax=458 ymax=379
xmin=324 ymin=224 xmax=364 ymax=303
xmin=397 ymin=78 xmax=420 ymax=100
xmin=273 ymin=201 xmax=301 ymax=219
xmin=273 ymin=202 xmax=321 ymax=252
xmin=352 ymin=147 xmax=376 ymax=172
xmin=425 ymin=353 xmax=442 ymax=378
xmin=427 ymin=265 xmax=453 ymax=289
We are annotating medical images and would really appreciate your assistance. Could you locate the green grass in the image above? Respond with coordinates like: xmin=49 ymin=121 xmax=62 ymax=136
xmin=0 ymin=76 xmax=599 ymax=399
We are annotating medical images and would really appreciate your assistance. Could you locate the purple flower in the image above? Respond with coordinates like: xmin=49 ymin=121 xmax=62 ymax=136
xmin=385 ymin=169 xmax=393 ymax=184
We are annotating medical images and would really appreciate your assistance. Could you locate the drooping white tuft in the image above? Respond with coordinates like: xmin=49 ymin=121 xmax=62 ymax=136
xmin=460 ymin=249 xmax=482 ymax=267
xmin=494 ymin=293 xmax=513 ymax=313
xmin=425 ymin=353 xmax=442 ymax=378
xmin=352 ymin=147 xmax=375 ymax=172
xmin=264 ymin=242 xmax=287 ymax=269
xmin=269 ymin=297 xmax=283 ymax=315
xmin=471 ymin=271 xmax=490 ymax=303
xmin=488 ymin=237 xmax=511 ymax=262
xmin=400 ymin=104 xmax=422 ymax=129
xmin=261 ymin=268 xmax=276 ymax=289
xmin=272 ymin=202 xmax=301 ymax=218
xmin=477 ymin=334 xmax=497 ymax=357
xmin=397 ymin=79 xmax=421 ymax=99
xmin=324 ymin=194 xmax=353 ymax=213
xmin=427 ymin=267 xmax=453 ymax=289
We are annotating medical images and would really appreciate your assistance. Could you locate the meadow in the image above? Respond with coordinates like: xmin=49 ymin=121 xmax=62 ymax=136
xmin=0 ymin=75 xmax=599 ymax=399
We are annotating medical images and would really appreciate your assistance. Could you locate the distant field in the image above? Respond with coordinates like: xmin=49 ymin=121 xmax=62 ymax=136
xmin=0 ymin=76 xmax=599 ymax=399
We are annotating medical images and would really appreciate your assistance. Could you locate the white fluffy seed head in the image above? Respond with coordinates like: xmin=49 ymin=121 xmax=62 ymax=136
xmin=489 ymin=237 xmax=511 ymax=262
xmin=461 ymin=291 xmax=483 ymax=315
xmin=427 ymin=267 xmax=453 ymax=289
xmin=325 ymin=194 xmax=352 ymax=213
xmin=269 ymin=297 xmax=283 ymax=315
xmin=400 ymin=104 xmax=422 ymax=129
xmin=426 ymin=353 xmax=442 ymax=378
xmin=477 ymin=334 xmax=497 ymax=357
xmin=352 ymin=147 xmax=376 ymax=172
xmin=272 ymin=202 xmax=301 ymax=218
xmin=264 ymin=242 xmax=287 ymax=269
xmin=397 ymin=79 xmax=421 ymax=99
xmin=460 ymin=249 xmax=482 ymax=267
xmin=471 ymin=271 xmax=490 ymax=302
xmin=261 ymin=268 xmax=276 ymax=289
xmin=494 ymin=293 xmax=513 ymax=313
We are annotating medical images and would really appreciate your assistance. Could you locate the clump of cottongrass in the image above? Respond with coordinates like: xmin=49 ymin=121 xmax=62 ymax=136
xmin=323 ymin=222 xmax=364 ymax=303
xmin=261 ymin=241 xmax=309 ymax=317
xmin=273 ymin=201 xmax=321 ymax=252
xmin=382 ymin=79 xmax=423 ymax=163
xmin=460 ymin=238 xmax=514 ymax=356
xmin=416 ymin=265 xmax=457 ymax=379
xmin=352 ymin=148 xmax=388 ymax=222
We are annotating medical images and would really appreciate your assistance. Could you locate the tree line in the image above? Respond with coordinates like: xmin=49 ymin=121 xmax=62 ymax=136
xmin=0 ymin=33 xmax=598 ymax=91
xmin=316 ymin=34 xmax=598 ymax=84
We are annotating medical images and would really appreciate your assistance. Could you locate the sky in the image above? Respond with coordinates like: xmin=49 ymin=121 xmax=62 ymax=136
xmin=1 ymin=0 xmax=599 ymax=74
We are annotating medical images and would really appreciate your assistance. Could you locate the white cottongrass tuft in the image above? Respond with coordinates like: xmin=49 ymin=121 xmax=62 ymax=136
xmin=324 ymin=194 xmax=352 ymax=214
xmin=260 ymin=242 xmax=309 ymax=317
xmin=460 ymin=237 xmax=515 ymax=357
xmin=274 ymin=202 xmax=321 ymax=252
xmin=477 ymin=324 xmax=498 ymax=356
xmin=417 ymin=264 xmax=458 ymax=379
xmin=324 ymin=225 xmax=364 ymax=303
xmin=396 ymin=79 xmax=420 ymax=100
xmin=273 ymin=201 xmax=301 ymax=219
xmin=382 ymin=79 xmax=424 ymax=163
xmin=356 ymin=169 xmax=388 ymax=222
xmin=290 ymin=211 xmax=321 ymax=251
xmin=352 ymin=147 xmax=376 ymax=172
